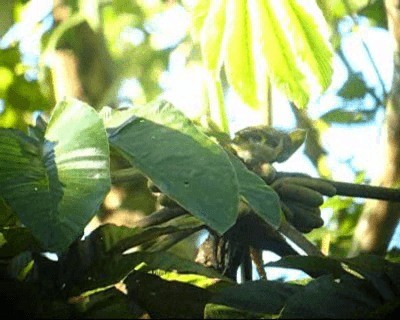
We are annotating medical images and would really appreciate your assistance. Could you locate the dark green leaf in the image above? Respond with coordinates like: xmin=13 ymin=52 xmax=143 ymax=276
xmin=0 ymin=197 xmax=19 ymax=227
xmin=61 ymin=224 xmax=228 ymax=294
xmin=204 ymin=303 xmax=269 ymax=319
xmin=359 ymin=0 xmax=387 ymax=29
xmin=227 ymin=153 xmax=281 ymax=229
xmin=0 ymin=227 xmax=41 ymax=258
xmin=282 ymin=274 xmax=382 ymax=318
xmin=210 ymin=280 xmax=302 ymax=315
xmin=78 ymin=287 xmax=145 ymax=319
xmin=343 ymin=255 xmax=400 ymax=297
xmin=0 ymin=47 xmax=20 ymax=69
xmin=0 ymin=98 xmax=111 ymax=252
xmin=107 ymin=100 xmax=239 ymax=235
xmin=125 ymin=271 xmax=212 ymax=319
xmin=267 ymin=255 xmax=347 ymax=278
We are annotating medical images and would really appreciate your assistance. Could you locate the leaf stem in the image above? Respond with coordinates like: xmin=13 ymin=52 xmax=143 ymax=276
xmin=135 ymin=207 xmax=188 ymax=228
xmin=278 ymin=220 xmax=324 ymax=256
xmin=111 ymin=168 xmax=142 ymax=184
xmin=206 ymin=72 xmax=230 ymax=134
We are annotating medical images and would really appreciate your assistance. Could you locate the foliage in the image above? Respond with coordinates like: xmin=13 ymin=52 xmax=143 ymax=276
xmin=1 ymin=0 xmax=400 ymax=318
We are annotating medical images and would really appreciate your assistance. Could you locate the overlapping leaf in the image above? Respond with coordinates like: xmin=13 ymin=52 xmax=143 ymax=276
xmin=0 ymin=98 xmax=111 ymax=252
xmin=106 ymin=100 xmax=282 ymax=234
xmin=192 ymin=0 xmax=333 ymax=109
xmin=106 ymin=100 xmax=239 ymax=234
xmin=227 ymin=153 xmax=281 ymax=229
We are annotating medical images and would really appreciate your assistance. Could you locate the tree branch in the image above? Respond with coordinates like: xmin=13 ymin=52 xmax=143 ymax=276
xmin=276 ymin=171 xmax=400 ymax=202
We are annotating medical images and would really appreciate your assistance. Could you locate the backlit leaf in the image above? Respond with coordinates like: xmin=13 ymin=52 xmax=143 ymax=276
xmin=0 ymin=98 xmax=111 ymax=252
xmin=107 ymin=100 xmax=239 ymax=235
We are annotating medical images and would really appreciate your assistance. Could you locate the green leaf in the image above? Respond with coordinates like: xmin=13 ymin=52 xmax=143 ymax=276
xmin=0 ymin=227 xmax=41 ymax=258
xmin=0 ymin=197 xmax=19 ymax=227
xmin=228 ymin=153 xmax=281 ymax=229
xmin=130 ymin=251 xmax=231 ymax=281
xmin=210 ymin=280 xmax=302 ymax=315
xmin=282 ymin=274 xmax=382 ymax=318
xmin=151 ymin=270 xmax=231 ymax=292
xmin=359 ymin=0 xmax=387 ymax=28
xmin=78 ymin=287 xmax=144 ymax=319
xmin=193 ymin=0 xmax=333 ymax=109
xmin=191 ymin=0 xmax=212 ymax=41
xmin=60 ymin=224 xmax=229 ymax=295
xmin=267 ymin=255 xmax=347 ymax=278
xmin=107 ymin=100 xmax=239 ymax=235
xmin=338 ymin=73 xmax=369 ymax=99
xmin=199 ymin=0 xmax=227 ymax=73
xmin=285 ymin=0 xmax=333 ymax=90
xmin=125 ymin=271 xmax=212 ymax=319
xmin=316 ymin=0 xmax=369 ymax=24
xmin=224 ymin=0 xmax=259 ymax=108
xmin=204 ymin=303 xmax=269 ymax=319
xmin=0 ymin=98 xmax=111 ymax=252
xmin=321 ymin=109 xmax=375 ymax=124
xmin=0 ymin=232 xmax=5 ymax=247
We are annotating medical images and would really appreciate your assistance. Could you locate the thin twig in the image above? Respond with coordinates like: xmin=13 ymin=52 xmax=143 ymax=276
xmin=278 ymin=220 xmax=324 ymax=257
xmin=337 ymin=47 xmax=384 ymax=107
xmin=343 ymin=0 xmax=388 ymax=98
xmin=147 ymin=226 xmax=205 ymax=252
xmin=135 ymin=207 xmax=188 ymax=228
xmin=111 ymin=168 xmax=143 ymax=184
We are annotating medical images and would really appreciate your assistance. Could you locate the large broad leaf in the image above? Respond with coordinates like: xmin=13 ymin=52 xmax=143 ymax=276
xmin=210 ymin=280 xmax=302 ymax=315
xmin=192 ymin=0 xmax=333 ymax=109
xmin=282 ymin=274 xmax=383 ymax=318
xmin=125 ymin=271 xmax=212 ymax=319
xmin=0 ymin=98 xmax=110 ymax=252
xmin=61 ymin=224 xmax=230 ymax=295
xmin=106 ymin=100 xmax=239 ymax=235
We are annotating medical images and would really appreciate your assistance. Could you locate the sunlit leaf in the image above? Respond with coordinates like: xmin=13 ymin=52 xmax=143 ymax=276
xmin=191 ymin=0 xmax=212 ymax=40
xmin=192 ymin=0 xmax=333 ymax=109
xmin=200 ymin=0 xmax=227 ymax=72
xmin=125 ymin=271 xmax=212 ymax=319
xmin=224 ymin=0 xmax=259 ymax=108
xmin=152 ymin=270 xmax=231 ymax=292
xmin=284 ymin=0 xmax=333 ymax=90
xmin=316 ymin=0 xmax=369 ymax=24
xmin=0 ymin=98 xmax=111 ymax=252
xmin=59 ymin=223 xmax=230 ymax=295
xmin=78 ymin=288 xmax=145 ymax=319
xmin=107 ymin=100 xmax=239 ymax=235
